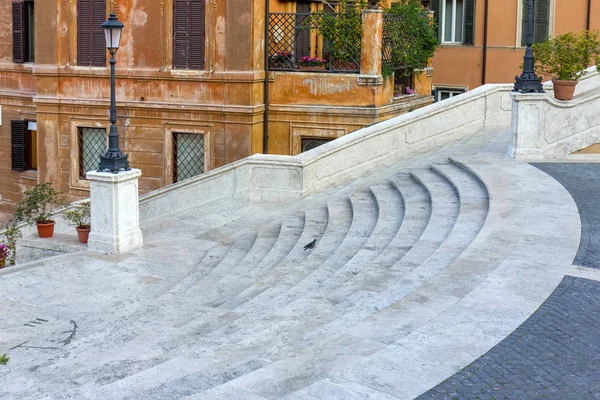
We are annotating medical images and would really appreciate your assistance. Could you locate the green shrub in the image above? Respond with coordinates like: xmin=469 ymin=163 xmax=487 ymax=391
xmin=533 ymin=30 xmax=600 ymax=80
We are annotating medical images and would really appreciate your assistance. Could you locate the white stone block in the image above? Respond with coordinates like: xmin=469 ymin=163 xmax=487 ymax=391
xmin=86 ymin=169 xmax=144 ymax=254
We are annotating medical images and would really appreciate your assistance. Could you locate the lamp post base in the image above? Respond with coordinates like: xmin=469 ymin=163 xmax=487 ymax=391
xmin=98 ymin=153 xmax=130 ymax=173
xmin=513 ymin=74 xmax=544 ymax=93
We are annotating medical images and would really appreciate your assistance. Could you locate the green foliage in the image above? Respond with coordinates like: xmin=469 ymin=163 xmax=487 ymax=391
xmin=63 ymin=202 xmax=91 ymax=229
xmin=0 ymin=353 xmax=9 ymax=365
xmin=383 ymin=0 xmax=438 ymax=77
xmin=13 ymin=183 xmax=65 ymax=226
xmin=2 ymin=221 xmax=22 ymax=267
xmin=533 ymin=30 xmax=600 ymax=81
xmin=312 ymin=0 xmax=367 ymax=65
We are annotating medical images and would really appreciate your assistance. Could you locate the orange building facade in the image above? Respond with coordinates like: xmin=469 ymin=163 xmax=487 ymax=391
xmin=428 ymin=0 xmax=600 ymax=100
xmin=0 ymin=0 xmax=432 ymax=224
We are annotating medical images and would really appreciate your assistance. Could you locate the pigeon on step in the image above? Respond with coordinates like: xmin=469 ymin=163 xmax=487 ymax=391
xmin=303 ymin=239 xmax=317 ymax=251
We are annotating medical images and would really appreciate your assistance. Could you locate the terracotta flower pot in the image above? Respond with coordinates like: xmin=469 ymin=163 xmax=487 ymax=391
xmin=76 ymin=226 xmax=91 ymax=244
xmin=552 ymin=78 xmax=578 ymax=101
xmin=0 ymin=258 xmax=5 ymax=269
xmin=36 ymin=220 xmax=56 ymax=238
xmin=298 ymin=65 xmax=326 ymax=72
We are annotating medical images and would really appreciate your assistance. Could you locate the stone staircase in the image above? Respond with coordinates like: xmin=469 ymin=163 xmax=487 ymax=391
xmin=0 ymin=126 xmax=581 ymax=399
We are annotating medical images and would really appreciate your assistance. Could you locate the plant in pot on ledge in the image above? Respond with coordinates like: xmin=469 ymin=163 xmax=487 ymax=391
xmin=532 ymin=30 xmax=600 ymax=101
xmin=63 ymin=202 xmax=91 ymax=244
xmin=298 ymin=56 xmax=328 ymax=72
xmin=13 ymin=183 xmax=65 ymax=239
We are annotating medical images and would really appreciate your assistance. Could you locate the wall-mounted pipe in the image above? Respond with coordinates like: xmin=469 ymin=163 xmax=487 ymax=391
xmin=587 ymin=0 xmax=592 ymax=31
xmin=482 ymin=0 xmax=489 ymax=85
xmin=263 ymin=0 xmax=270 ymax=154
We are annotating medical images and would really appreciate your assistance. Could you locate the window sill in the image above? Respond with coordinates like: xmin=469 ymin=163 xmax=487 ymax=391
xmin=21 ymin=170 xmax=38 ymax=181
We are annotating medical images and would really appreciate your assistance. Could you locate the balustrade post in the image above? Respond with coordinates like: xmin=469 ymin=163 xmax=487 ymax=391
xmin=358 ymin=9 xmax=383 ymax=85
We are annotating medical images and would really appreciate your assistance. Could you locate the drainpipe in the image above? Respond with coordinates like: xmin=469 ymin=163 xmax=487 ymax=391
xmin=481 ymin=0 xmax=489 ymax=85
xmin=263 ymin=0 xmax=270 ymax=154
xmin=586 ymin=0 xmax=591 ymax=31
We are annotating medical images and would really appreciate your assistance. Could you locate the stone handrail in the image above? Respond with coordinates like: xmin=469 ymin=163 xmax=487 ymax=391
xmin=509 ymin=66 xmax=600 ymax=159
xmin=139 ymin=83 xmax=513 ymax=227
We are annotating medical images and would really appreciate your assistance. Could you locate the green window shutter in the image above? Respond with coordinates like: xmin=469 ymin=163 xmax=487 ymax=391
xmin=522 ymin=0 xmax=550 ymax=46
xmin=534 ymin=0 xmax=550 ymax=44
xmin=430 ymin=0 xmax=441 ymax=42
xmin=464 ymin=0 xmax=476 ymax=45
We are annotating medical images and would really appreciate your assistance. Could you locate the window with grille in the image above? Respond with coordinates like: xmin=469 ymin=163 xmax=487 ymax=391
xmin=301 ymin=138 xmax=332 ymax=153
xmin=173 ymin=0 xmax=206 ymax=70
xmin=79 ymin=127 xmax=107 ymax=177
xmin=173 ymin=133 xmax=205 ymax=182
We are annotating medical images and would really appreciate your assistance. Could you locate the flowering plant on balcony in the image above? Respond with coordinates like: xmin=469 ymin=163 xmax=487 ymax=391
xmin=0 ymin=243 xmax=8 ymax=268
xmin=270 ymin=51 xmax=293 ymax=63
xmin=298 ymin=56 xmax=327 ymax=67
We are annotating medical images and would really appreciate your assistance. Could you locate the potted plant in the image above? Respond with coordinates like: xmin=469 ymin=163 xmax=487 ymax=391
xmin=0 ymin=243 xmax=8 ymax=269
xmin=13 ymin=183 xmax=65 ymax=239
xmin=298 ymin=56 xmax=328 ymax=72
xmin=533 ymin=30 xmax=600 ymax=100
xmin=270 ymin=51 xmax=293 ymax=69
xmin=63 ymin=202 xmax=91 ymax=244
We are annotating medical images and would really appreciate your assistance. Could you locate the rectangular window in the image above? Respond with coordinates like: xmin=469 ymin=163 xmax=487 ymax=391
xmin=78 ymin=127 xmax=107 ymax=177
xmin=11 ymin=120 xmax=37 ymax=171
xmin=12 ymin=0 xmax=35 ymax=63
xmin=77 ymin=0 xmax=106 ymax=67
xmin=521 ymin=0 xmax=550 ymax=46
xmin=173 ymin=133 xmax=205 ymax=182
xmin=432 ymin=0 xmax=474 ymax=45
xmin=433 ymin=87 xmax=466 ymax=102
xmin=442 ymin=0 xmax=464 ymax=43
xmin=301 ymin=138 xmax=332 ymax=153
xmin=173 ymin=0 xmax=206 ymax=70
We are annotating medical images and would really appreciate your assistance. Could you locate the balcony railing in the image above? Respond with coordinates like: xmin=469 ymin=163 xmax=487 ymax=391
xmin=268 ymin=12 xmax=361 ymax=74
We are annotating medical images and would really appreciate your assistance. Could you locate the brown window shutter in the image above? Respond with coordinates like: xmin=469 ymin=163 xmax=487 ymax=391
xmin=189 ymin=0 xmax=206 ymax=70
xmin=92 ymin=0 xmax=106 ymax=66
xmin=173 ymin=0 xmax=189 ymax=69
xmin=12 ymin=1 xmax=25 ymax=63
xmin=11 ymin=120 xmax=27 ymax=171
xmin=78 ymin=0 xmax=92 ymax=66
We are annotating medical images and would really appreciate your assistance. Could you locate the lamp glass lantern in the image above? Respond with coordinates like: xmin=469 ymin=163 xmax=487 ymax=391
xmin=102 ymin=12 xmax=124 ymax=54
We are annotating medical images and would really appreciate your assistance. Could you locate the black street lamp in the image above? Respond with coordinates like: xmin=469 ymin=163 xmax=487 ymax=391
xmin=98 ymin=12 xmax=130 ymax=173
xmin=514 ymin=0 xmax=544 ymax=93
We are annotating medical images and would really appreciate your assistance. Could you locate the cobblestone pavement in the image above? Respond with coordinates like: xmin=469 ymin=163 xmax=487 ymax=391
xmin=531 ymin=163 xmax=600 ymax=269
xmin=419 ymin=276 xmax=600 ymax=400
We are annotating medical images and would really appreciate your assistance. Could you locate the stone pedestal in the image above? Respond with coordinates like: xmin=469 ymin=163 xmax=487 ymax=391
xmin=508 ymin=92 xmax=548 ymax=160
xmin=358 ymin=9 xmax=383 ymax=86
xmin=86 ymin=169 xmax=143 ymax=254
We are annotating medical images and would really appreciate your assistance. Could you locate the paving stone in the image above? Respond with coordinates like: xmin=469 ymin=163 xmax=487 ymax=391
xmin=419 ymin=277 xmax=600 ymax=400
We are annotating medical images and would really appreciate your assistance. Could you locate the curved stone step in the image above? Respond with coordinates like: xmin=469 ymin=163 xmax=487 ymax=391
xmin=179 ymin=229 xmax=260 ymax=296
xmin=336 ymin=157 xmax=580 ymax=399
xmin=303 ymin=182 xmax=405 ymax=299
xmin=172 ymin=193 xmax=376 ymax=346
xmin=202 ymin=212 xmax=306 ymax=308
xmin=327 ymin=173 xmax=430 ymax=303
xmin=219 ymin=205 xmax=329 ymax=310
xmin=223 ymin=196 xmax=355 ymax=316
